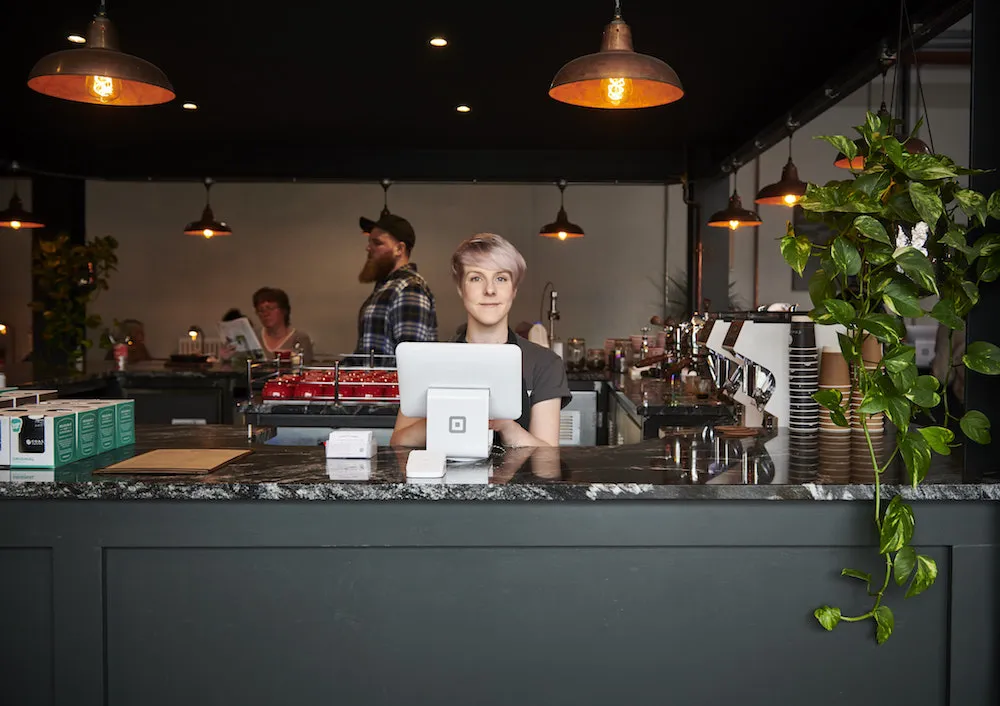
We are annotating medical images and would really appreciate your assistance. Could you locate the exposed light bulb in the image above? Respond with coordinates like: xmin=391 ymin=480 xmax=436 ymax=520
xmin=203 ymin=229 xmax=214 ymax=238
xmin=558 ymin=231 xmax=568 ymax=240
xmin=0 ymin=324 xmax=7 ymax=335
xmin=67 ymin=34 xmax=86 ymax=44
xmin=783 ymin=194 xmax=800 ymax=205
xmin=86 ymin=74 xmax=122 ymax=104
xmin=429 ymin=37 xmax=447 ymax=47
xmin=188 ymin=330 xmax=198 ymax=340
xmin=600 ymin=77 xmax=633 ymax=106
xmin=728 ymin=220 xmax=740 ymax=230
xmin=182 ymin=102 xmax=198 ymax=110
xmin=10 ymin=220 xmax=22 ymax=230
xmin=456 ymin=105 xmax=471 ymax=113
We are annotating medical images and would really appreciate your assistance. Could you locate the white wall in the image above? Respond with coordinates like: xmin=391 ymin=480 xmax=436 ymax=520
xmin=84 ymin=181 xmax=688 ymax=361
xmin=0 ymin=178 xmax=34 ymax=384
xmin=747 ymin=61 xmax=971 ymax=310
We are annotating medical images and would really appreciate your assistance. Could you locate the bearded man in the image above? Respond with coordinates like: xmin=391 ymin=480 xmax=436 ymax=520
xmin=354 ymin=213 xmax=438 ymax=359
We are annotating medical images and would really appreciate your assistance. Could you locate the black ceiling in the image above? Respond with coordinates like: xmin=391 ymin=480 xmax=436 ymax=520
xmin=1 ymin=0 xmax=970 ymax=182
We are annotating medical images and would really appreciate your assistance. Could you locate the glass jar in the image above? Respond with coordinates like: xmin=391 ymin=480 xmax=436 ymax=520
xmin=566 ymin=338 xmax=586 ymax=371
xmin=586 ymin=348 xmax=606 ymax=371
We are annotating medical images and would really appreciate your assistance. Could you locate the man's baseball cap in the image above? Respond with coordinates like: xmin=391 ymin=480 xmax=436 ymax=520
xmin=359 ymin=213 xmax=415 ymax=251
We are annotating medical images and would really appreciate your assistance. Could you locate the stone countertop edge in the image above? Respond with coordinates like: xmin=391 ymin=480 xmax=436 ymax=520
xmin=0 ymin=479 xmax=997 ymax=502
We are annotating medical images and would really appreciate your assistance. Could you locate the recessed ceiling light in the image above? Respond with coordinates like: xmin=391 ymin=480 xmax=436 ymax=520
xmin=429 ymin=37 xmax=447 ymax=47
xmin=456 ymin=105 xmax=471 ymax=113
xmin=182 ymin=102 xmax=198 ymax=110
xmin=67 ymin=34 xmax=86 ymax=44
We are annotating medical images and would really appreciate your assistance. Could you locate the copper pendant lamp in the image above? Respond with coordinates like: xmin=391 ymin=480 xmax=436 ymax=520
xmin=708 ymin=167 xmax=762 ymax=230
xmin=27 ymin=0 xmax=174 ymax=106
xmin=539 ymin=180 xmax=585 ymax=240
xmin=0 ymin=171 xmax=45 ymax=231
xmin=549 ymin=0 xmax=683 ymax=109
xmin=756 ymin=128 xmax=808 ymax=207
xmin=184 ymin=179 xmax=232 ymax=239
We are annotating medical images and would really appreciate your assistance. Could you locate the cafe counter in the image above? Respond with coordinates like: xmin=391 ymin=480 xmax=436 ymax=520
xmin=0 ymin=425 xmax=996 ymax=706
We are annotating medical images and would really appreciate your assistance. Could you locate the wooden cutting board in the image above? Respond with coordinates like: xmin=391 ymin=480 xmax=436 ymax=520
xmin=95 ymin=448 xmax=252 ymax=475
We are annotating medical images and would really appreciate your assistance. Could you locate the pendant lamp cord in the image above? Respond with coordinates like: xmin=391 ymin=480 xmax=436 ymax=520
xmin=613 ymin=0 xmax=622 ymax=20
xmin=889 ymin=0 xmax=904 ymax=126
xmin=902 ymin=0 xmax=935 ymax=152
xmin=557 ymin=179 xmax=567 ymax=207
xmin=203 ymin=178 xmax=213 ymax=207
xmin=97 ymin=0 xmax=107 ymax=17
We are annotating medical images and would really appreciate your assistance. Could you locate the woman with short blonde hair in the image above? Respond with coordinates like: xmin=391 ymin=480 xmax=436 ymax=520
xmin=391 ymin=234 xmax=570 ymax=448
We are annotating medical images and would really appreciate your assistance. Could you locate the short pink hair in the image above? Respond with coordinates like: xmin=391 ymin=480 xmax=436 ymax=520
xmin=451 ymin=233 xmax=527 ymax=288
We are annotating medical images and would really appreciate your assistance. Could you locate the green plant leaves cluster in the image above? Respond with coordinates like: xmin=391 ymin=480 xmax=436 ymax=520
xmin=31 ymin=233 xmax=118 ymax=376
xmin=784 ymin=109 xmax=1000 ymax=644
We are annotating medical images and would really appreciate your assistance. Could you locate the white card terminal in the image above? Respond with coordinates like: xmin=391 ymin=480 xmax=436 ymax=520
xmin=325 ymin=430 xmax=377 ymax=459
xmin=405 ymin=449 xmax=447 ymax=478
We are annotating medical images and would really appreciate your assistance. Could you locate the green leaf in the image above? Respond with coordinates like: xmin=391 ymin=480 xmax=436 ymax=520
xmin=905 ymin=556 xmax=938 ymax=599
xmin=832 ymin=237 xmax=862 ymax=276
xmin=780 ymin=234 xmax=812 ymax=276
xmin=837 ymin=332 xmax=858 ymax=362
xmin=963 ymin=341 xmax=1000 ymax=375
xmin=955 ymin=189 xmax=988 ymax=228
xmin=810 ymin=303 xmax=835 ymax=325
xmin=900 ymin=154 xmax=958 ymax=181
xmin=893 ymin=246 xmax=939 ymax=294
xmin=842 ymin=568 xmax=872 ymax=589
xmin=960 ymin=410 xmax=992 ymax=444
xmin=882 ymin=280 xmax=924 ymax=318
xmin=978 ymin=252 xmax=1000 ymax=283
xmin=908 ymin=182 xmax=944 ymax=227
xmin=899 ymin=431 xmax=932 ymax=486
xmin=824 ymin=300 xmax=856 ymax=327
xmin=808 ymin=269 xmax=836 ymax=309
xmin=961 ymin=281 xmax=980 ymax=309
xmin=874 ymin=606 xmax=895 ymax=645
xmin=882 ymin=496 xmax=916 ymax=554
xmin=853 ymin=215 xmax=891 ymax=245
xmin=857 ymin=314 xmax=904 ymax=344
xmin=816 ymin=135 xmax=857 ymax=164
xmin=894 ymin=546 xmax=917 ymax=587
xmin=973 ymin=234 xmax=1000 ymax=259
xmin=940 ymin=227 xmax=974 ymax=256
xmin=882 ymin=137 xmax=905 ymax=169
xmin=906 ymin=375 xmax=941 ymax=409
xmin=813 ymin=388 xmax=843 ymax=410
xmin=814 ymin=606 xmax=842 ymax=631
xmin=988 ymin=190 xmax=1000 ymax=220
xmin=865 ymin=241 xmax=896 ymax=266
xmin=801 ymin=182 xmax=880 ymax=214
xmin=918 ymin=426 xmax=955 ymax=455
xmin=928 ymin=299 xmax=964 ymax=330
xmin=859 ymin=389 xmax=888 ymax=415
xmin=883 ymin=344 xmax=916 ymax=374
xmin=854 ymin=170 xmax=893 ymax=200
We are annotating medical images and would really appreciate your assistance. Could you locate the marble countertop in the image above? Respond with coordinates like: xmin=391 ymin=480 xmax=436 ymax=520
xmin=0 ymin=424 xmax=994 ymax=502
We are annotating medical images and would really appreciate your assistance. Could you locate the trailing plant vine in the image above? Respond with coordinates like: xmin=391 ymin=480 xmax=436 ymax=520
xmin=780 ymin=109 xmax=1000 ymax=644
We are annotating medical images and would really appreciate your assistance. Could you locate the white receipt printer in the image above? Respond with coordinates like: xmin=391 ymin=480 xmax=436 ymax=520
xmin=325 ymin=430 xmax=377 ymax=459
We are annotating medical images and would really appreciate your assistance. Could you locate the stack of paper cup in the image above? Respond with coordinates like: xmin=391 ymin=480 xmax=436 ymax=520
xmin=851 ymin=334 xmax=885 ymax=441
xmin=819 ymin=347 xmax=851 ymax=433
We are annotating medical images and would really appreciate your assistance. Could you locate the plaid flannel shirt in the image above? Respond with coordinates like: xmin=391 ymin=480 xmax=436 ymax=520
xmin=354 ymin=264 xmax=438 ymax=359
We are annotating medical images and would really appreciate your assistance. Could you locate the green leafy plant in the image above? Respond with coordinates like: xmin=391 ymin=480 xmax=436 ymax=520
xmin=780 ymin=110 xmax=1000 ymax=644
xmin=31 ymin=232 xmax=118 ymax=376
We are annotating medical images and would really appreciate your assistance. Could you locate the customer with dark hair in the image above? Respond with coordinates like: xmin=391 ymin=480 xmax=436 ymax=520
xmin=221 ymin=308 xmax=244 ymax=322
xmin=251 ymin=287 xmax=314 ymax=363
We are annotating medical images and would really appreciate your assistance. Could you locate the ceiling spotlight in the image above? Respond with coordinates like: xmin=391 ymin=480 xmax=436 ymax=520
xmin=456 ymin=105 xmax=471 ymax=113
xmin=182 ymin=102 xmax=198 ymax=110
xmin=67 ymin=34 xmax=86 ymax=44
xmin=429 ymin=37 xmax=447 ymax=47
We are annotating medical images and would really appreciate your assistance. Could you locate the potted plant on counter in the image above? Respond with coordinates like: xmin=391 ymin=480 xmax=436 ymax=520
xmin=31 ymin=232 xmax=118 ymax=378
xmin=780 ymin=109 xmax=1000 ymax=643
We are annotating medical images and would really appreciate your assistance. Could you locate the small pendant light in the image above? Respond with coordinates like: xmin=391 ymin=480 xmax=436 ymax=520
xmin=0 ymin=163 xmax=44 ymax=230
xmin=707 ymin=164 xmax=761 ymax=231
xmin=184 ymin=179 xmax=232 ymax=239
xmin=756 ymin=120 xmax=808 ymax=207
xmin=539 ymin=180 xmax=585 ymax=240
xmin=549 ymin=0 xmax=683 ymax=110
xmin=27 ymin=0 xmax=174 ymax=106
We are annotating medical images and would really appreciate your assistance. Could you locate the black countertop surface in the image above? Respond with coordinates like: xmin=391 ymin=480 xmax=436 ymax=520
xmin=0 ymin=424 xmax=993 ymax=502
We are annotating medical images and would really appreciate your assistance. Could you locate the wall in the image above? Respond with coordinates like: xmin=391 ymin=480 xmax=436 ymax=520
xmin=83 ymin=182 xmax=688 ymax=360
xmin=0 ymin=178 xmax=34 ymax=384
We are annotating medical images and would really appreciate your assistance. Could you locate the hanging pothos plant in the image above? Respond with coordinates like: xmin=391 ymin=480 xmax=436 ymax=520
xmin=780 ymin=109 xmax=1000 ymax=644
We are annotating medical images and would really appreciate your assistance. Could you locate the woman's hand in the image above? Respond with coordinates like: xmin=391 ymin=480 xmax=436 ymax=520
xmin=218 ymin=343 xmax=236 ymax=360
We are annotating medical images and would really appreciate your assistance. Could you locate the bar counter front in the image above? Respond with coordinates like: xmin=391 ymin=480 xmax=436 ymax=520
xmin=1 ymin=425 xmax=997 ymax=706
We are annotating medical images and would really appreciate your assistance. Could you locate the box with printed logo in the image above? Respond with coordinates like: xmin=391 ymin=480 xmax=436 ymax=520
xmin=110 ymin=399 xmax=135 ymax=447
xmin=9 ymin=407 xmax=78 ymax=468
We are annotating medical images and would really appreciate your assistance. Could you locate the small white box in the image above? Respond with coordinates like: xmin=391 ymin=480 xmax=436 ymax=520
xmin=324 ymin=430 xmax=377 ymax=459
xmin=405 ymin=449 xmax=447 ymax=478
xmin=326 ymin=457 xmax=375 ymax=481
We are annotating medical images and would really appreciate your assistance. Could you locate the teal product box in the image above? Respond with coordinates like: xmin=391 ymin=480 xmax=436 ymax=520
xmin=92 ymin=404 xmax=117 ymax=452
xmin=111 ymin=399 xmax=135 ymax=447
xmin=9 ymin=407 xmax=78 ymax=468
